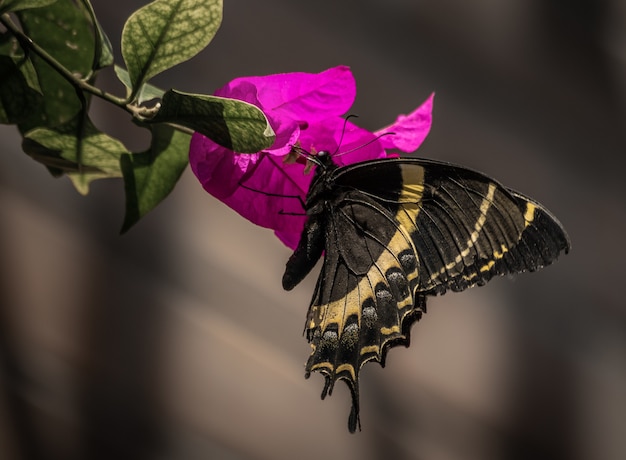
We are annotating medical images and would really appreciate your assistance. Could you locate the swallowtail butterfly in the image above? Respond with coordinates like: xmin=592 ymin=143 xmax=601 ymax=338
xmin=282 ymin=151 xmax=570 ymax=432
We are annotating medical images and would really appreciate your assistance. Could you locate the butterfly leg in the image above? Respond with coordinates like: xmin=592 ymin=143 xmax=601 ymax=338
xmin=237 ymin=182 xmax=306 ymax=208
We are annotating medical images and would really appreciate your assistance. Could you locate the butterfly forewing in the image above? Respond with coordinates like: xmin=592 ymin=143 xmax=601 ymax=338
xmin=286 ymin=157 xmax=570 ymax=432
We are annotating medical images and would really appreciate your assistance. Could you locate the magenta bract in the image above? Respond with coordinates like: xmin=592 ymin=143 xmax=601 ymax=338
xmin=189 ymin=66 xmax=434 ymax=249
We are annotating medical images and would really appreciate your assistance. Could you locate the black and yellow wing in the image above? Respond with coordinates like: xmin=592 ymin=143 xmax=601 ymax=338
xmin=286 ymin=157 xmax=570 ymax=432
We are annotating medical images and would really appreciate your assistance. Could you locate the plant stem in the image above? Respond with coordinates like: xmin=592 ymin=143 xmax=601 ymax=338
xmin=0 ymin=14 xmax=128 ymax=109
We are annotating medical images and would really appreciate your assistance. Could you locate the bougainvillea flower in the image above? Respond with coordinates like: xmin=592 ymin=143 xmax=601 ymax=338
xmin=189 ymin=66 xmax=434 ymax=249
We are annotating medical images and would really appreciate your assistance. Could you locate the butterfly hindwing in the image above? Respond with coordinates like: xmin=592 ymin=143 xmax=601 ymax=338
xmin=303 ymin=186 xmax=426 ymax=431
xmin=284 ymin=156 xmax=570 ymax=432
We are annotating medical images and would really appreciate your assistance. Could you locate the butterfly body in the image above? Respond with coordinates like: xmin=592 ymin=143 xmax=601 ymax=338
xmin=282 ymin=153 xmax=570 ymax=432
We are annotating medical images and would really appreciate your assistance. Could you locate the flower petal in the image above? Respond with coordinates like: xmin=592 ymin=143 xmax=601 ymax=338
xmin=375 ymin=93 xmax=434 ymax=152
xmin=215 ymin=66 xmax=356 ymax=121
xmin=190 ymin=132 xmax=310 ymax=248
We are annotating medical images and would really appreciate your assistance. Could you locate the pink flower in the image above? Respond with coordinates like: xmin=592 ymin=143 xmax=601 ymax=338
xmin=189 ymin=66 xmax=434 ymax=249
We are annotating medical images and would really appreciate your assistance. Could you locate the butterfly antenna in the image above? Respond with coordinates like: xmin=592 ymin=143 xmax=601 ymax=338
xmin=333 ymin=131 xmax=396 ymax=158
xmin=332 ymin=114 xmax=360 ymax=156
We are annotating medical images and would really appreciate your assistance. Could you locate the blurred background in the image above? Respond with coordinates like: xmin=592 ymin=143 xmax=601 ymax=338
xmin=1 ymin=0 xmax=625 ymax=459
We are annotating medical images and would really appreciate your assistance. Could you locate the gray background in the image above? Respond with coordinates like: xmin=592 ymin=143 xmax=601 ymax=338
xmin=1 ymin=1 xmax=625 ymax=459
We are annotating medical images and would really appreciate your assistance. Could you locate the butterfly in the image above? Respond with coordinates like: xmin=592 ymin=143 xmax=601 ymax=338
xmin=281 ymin=150 xmax=570 ymax=432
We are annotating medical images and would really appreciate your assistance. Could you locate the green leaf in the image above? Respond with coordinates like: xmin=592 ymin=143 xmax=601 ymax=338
xmin=121 ymin=0 xmax=222 ymax=100
xmin=0 ymin=36 xmax=43 ymax=123
xmin=150 ymin=89 xmax=275 ymax=153
xmin=0 ymin=0 xmax=57 ymax=14
xmin=22 ymin=116 xmax=129 ymax=194
xmin=0 ymin=55 xmax=43 ymax=123
xmin=0 ymin=35 xmax=41 ymax=92
xmin=120 ymin=124 xmax=190 ymax=233
xmin=16 ymin=0 xmax=97 ymax=132
xmin=82 ymin=0 xmax=114 ymax=69
xmin=114 ymin=65 xmax=164 ymax=104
